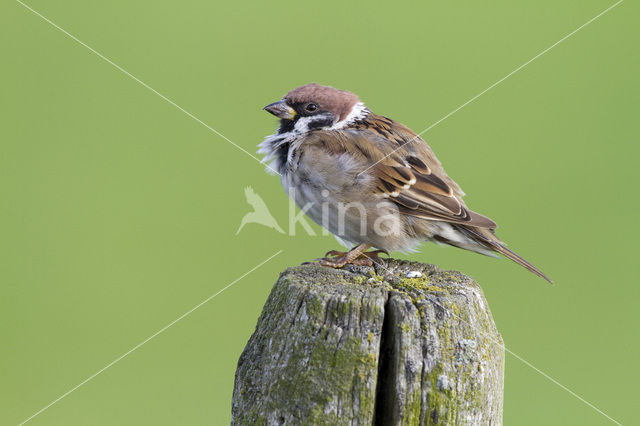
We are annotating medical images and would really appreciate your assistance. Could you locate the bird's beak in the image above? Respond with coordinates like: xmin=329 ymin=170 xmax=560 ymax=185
xmin=263 ymin=100 xmax=296 ymax=120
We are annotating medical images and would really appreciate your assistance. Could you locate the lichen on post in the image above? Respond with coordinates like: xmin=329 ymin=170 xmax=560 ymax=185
xmin=231 ymin=259 xmax=504 ymax=425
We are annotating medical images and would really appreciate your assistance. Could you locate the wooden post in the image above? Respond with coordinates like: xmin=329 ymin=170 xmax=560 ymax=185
xmin=232 ymin=259 xmax=504 ymax=425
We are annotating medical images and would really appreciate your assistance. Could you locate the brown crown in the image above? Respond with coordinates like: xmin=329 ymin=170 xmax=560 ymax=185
xmin=284 ymin=83 xmax=360 ymax=122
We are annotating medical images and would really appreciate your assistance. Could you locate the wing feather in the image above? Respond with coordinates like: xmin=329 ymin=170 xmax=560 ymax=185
xmin=300 ymin=119 xmax=497 ymax=229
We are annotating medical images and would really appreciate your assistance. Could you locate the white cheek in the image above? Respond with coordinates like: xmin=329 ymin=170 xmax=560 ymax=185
xmin=293 ymin=114 xmax=333 ymax=133
xmin=293 ymin=117 xmax=312 ymax=133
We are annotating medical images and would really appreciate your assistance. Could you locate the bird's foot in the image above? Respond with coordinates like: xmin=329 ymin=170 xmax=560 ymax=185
xmin=316 ymin=253 xmax=373 ymax=268
xmin=359 ymin=249 xmax=389 ymax=262
xmin=312 ymin=248 xmax=389 ymax=269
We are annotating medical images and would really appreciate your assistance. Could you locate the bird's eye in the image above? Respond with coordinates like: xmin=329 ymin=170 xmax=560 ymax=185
xmin=305 ymin=103 xmax=318 ymax=113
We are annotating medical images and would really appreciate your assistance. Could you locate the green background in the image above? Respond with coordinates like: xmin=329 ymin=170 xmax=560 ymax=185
xmin=1 ymin=0 xmax=637 ymax=424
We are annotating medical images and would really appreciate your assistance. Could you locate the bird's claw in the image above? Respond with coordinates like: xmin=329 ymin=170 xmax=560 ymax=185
xmin=310 ymin=248 xmax=390 ymax=268
xmin=362 ymin=249 xmax=389 ymax=261
xmin=314 ymin=255 xmax=373 ymax=268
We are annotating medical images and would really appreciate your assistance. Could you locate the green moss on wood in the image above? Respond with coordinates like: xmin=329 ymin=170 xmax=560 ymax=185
xmin=232 ymin=259 xmax=503 ymax=425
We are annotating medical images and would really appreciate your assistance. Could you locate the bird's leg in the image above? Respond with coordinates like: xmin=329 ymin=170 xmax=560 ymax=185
xmin=325 ymin=248 xmax=388 ymax=259
xmin=325 ymin=248 xmax=389 ymax=262
xmin=360 ymin=249 xmax=389 ymax=262
xmin=315 ymin=243 xmax=372 ymax=268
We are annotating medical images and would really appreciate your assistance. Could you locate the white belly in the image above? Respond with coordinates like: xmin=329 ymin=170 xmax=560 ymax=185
xmin=281 ymin=155 xmax=416 ymax=252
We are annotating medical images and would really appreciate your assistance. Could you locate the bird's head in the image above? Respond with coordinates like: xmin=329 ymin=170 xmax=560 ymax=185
xmin=263 ymin=83 xmax=368 ymax=134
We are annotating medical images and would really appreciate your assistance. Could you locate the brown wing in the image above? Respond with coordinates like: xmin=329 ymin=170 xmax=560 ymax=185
xmin=373 ymin=157 xmax=497 ymax=229
xmin=374 ymin=156 xmax=496 ymax=228
xmin=308 ymin=115 xmax=497 ymax=229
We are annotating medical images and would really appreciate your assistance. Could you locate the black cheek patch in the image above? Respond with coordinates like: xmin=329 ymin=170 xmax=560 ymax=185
xmin=307 ymin=116 xmax=334 ymax=130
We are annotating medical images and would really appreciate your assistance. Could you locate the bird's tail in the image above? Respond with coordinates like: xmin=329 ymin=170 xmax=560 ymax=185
xmin=461 ymin=226 xmax=553 ymax=284
xmin=490 ymin=243 xmax=553 ymax=284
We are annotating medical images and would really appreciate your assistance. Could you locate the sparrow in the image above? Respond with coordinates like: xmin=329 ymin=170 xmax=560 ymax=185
xmin=259 ymin=83 xmax=552 ymax=283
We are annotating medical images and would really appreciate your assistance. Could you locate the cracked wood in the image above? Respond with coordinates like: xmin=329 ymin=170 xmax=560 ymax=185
xmin=231 ymin=259 xmax=504 ymax=425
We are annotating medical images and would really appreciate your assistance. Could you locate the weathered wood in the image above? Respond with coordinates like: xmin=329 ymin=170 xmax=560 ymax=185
xmin=232 ymin=259 xmax=504 ymax=425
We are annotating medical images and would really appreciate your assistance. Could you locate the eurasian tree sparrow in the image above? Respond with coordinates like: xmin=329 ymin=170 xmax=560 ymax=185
xmin=260 ymin=83 xmax=551 ymax=283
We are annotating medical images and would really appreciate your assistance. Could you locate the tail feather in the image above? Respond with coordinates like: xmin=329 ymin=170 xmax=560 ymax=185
xmin=459 ymin=226 xmax=553 ymax=284
xmin=491 ymin=243 xmax=553 ymax=284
